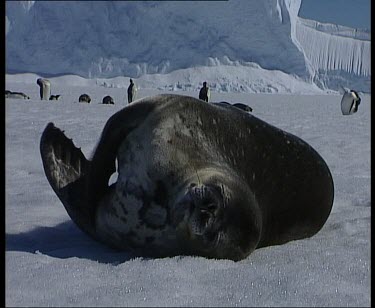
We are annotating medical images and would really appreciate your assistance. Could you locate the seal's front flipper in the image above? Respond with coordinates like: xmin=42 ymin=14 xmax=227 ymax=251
xmin=40 ymin=122 xmax=96 ymax=238
xmin=40 ymin=123 xmax=88 ymax=189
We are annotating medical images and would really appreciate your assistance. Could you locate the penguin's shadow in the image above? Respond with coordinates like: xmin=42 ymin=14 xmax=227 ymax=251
xmin=6 ymin=221 xmax=135 ymax=264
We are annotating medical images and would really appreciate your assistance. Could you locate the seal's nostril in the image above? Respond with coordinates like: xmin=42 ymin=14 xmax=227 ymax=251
xmin=207 ymin=203 xmax=218 ymax=212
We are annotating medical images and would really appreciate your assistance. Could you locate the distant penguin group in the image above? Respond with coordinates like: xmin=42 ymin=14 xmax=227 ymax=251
xmin=6 ymin=86 xmax=116 ymax=106
xmin=77 ymin=94 xmax=115 ymax=105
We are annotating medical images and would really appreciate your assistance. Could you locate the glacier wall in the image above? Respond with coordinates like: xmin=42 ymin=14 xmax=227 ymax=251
xmin=294 ymin=17 xmax=371 ymax=92
xmin=5 ymin=0 xmax=371 ymax=93
xmin=4 ymin=1 xmax=310 ymax=79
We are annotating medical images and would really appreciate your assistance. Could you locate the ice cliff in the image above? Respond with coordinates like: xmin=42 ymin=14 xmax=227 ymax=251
xmin=5 ymin=0 xmax=370 ymax=93
xmin=294 ymin=17 xmax=370 ymax=92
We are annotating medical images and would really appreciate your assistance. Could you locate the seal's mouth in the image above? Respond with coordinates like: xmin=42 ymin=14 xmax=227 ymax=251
xmin=171 ymin=177 xmax=261 ymax=260
xmin=180 ymin=184 xmax=223 ymax=244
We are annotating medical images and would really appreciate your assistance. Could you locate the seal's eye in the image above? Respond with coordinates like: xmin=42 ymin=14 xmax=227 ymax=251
xmin=188 ymin=184 xmax=223 ymax=237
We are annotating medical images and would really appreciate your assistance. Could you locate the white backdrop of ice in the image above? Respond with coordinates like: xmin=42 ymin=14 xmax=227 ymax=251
xmin=5 ymin=0 xmax=371 ymax=93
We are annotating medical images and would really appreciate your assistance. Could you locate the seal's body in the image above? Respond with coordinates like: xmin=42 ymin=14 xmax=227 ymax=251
xmin=218 ymin=102 xmax=253 ymax=113
xmin=40 ymin=94 xmax=334 ymax=261
xmin=5 ymin=90 xmax=30 ymax=99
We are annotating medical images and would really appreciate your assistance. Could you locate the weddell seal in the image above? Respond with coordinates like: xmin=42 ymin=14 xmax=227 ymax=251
xmin=40 ymin=94 xmax=334 ymax=261
xmin=5 ymin=90 xmax=30 ymax=99
xmin=218 ymin=101 xmax=253 ymax=113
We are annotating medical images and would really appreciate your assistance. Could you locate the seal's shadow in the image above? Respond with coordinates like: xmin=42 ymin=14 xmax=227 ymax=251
xmin=6 ymin=221 xmax=135 ymax=264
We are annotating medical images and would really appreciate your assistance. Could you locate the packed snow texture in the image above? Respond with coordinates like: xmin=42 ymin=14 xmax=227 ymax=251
xmin=5 ymin=0 xmax=371 ymax=93
xmin=5 ymin=74 xmax=370 ymax=307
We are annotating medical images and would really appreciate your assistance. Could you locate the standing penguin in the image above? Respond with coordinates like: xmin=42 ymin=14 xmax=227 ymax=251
xmin=199 ymin=81 xmax=210 ymax=102
xmin=37 ymin=78 xmax=51 ymax=100
xmin=340 ymin=88 xmax=361 ymax=115
xmin=127 ymin=79 xmax=137 ymax=104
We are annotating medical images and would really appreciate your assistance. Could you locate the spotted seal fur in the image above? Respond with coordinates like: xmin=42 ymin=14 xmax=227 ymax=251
xmin=40 ymin=94 xmax=334 ymax=261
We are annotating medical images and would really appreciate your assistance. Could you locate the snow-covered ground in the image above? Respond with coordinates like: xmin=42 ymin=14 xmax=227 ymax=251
xmin=5 ymin=74 xmax=370 ymax=307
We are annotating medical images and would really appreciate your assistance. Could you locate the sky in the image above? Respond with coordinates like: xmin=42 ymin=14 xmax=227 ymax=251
xmin=298 ymin=0 xmax=371 ymax=30
xmin=5 ymin=74 xmax=371 ymax=307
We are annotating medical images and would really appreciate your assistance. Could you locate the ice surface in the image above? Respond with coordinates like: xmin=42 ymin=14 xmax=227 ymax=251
xmin=5 ymin=74 xmax=370 ymax=307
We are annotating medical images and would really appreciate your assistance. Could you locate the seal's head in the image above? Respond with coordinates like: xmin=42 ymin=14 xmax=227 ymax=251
xmin=172 ymin=170 xmax=262 ymax=261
